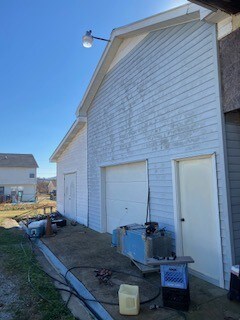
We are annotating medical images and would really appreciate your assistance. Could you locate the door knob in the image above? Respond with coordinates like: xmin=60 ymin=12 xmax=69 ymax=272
xmin=181 ymin=218 xmax=185 ymax=222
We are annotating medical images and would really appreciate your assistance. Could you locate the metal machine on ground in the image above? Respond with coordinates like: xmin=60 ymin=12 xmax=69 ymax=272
xmin=112 ymin=223 xmax=194 ymax=310
xmin=112 ymin=223 xmax=172 ymax=274
xmin=112 ymin=223 xmax=172 ymax=265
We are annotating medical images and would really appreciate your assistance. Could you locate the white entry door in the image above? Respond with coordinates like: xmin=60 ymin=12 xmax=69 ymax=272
xmin=105 ymin=161 xmax=148 ymax=233
xmin=177 ymin=156 xmax=223 ymax=286
xmin=64 ymin=173 xmax=77 ymax=220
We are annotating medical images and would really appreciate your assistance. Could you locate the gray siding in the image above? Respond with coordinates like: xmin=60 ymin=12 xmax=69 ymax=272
xmin=219 ymin=28 xmax=240 ymax=113
xmin=87 ymin=21 xmax=230 ymax=286
xmin=225 ymin=120 xmax=240 ymax=263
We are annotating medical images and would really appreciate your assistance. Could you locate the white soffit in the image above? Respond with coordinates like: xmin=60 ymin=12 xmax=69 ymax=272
xmin=107 ymin=33 xmax=149 ymax=73
xmin=204 ymin=9 xmax=230 ymax=23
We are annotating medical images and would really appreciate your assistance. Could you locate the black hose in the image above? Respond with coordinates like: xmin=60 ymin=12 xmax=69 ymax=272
xmin=23 ymin=240 xmax=187 ymax=320
xmin=64 ymin=265 xmax=161 ymax=305
xmin=27 ymin=264 xmax=104 ymax=320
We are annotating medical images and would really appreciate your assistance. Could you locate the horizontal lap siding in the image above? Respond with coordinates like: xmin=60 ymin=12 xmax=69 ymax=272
xmin=87 ymin=21 xmax=230 ymax=285
xmin=57 ymin=126 xmax=88 ymax=225
xmin=225 ymin=122 xmax=240 ymax=263
xmin=0 ymin=167 xmax=37 ymax=185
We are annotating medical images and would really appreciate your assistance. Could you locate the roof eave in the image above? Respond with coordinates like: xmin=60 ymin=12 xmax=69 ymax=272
xmin=76 ymin=37 xmax=123 ymax=117
xmin=50 ymin=117 xmax=87 ymax=163
xmin=189 ymin=0 xmax=240 ymax=15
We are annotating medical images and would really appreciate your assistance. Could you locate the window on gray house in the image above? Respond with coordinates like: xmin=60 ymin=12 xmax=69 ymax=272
xmin=29 ymin=173 xmax=35 ymax=178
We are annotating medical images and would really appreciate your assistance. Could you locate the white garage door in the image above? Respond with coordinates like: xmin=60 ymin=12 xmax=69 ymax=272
xmin=106 ymin=161 xmax=148 ymax=233
xmin=64 ymin=173 xmax=77 ymax=220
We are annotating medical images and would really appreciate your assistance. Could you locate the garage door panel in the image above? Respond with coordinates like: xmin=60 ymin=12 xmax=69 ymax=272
xmin=106 ymin=181 xmax=147 ymax=203
xmin=106 ymin=162 xmax=146 ymax=182
xmin=105 ymin=161 xmax=148 ymax=233
xmin=107 ymin=199 xmax=147 ymax=231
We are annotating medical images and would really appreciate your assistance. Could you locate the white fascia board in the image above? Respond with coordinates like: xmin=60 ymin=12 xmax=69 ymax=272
xmin=76 ymin=37 xmax=123 ymax=117
xmin=200 ymin=7 xmax=213 ymax=20
xmin=204 ymin=9 xmax=230 ymax=24
xmin=50 ymin=117 xmax=87 ymax=163
xmin=111 ymin=3 xmax=201 ymax=38
xmin=76 ymin=3 xmax=204 ymax=117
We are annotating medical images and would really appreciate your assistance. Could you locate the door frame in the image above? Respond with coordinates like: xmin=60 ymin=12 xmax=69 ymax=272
xmin=100 ymin=159 xmax=149 ymax=233
xmin=172 ymin=153 xmax=224 ymax=288
xmin=64 ymin=172 xmax=77 ymax=219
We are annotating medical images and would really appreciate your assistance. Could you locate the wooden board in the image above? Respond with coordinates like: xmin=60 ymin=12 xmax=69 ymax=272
xmin=131 ymin=260 xmax=160 ymax=274
xmin=146 ymin=256 xmax=194 ymax=266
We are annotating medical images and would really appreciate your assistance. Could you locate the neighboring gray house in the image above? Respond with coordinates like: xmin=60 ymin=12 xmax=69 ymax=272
xmin=0 ymin=153 xmax=38 ymax=202
xmin=50 ymin=3 xmax=239 ymax=289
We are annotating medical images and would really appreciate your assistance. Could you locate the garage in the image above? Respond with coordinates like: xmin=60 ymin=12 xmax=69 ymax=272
xmin=105 ymin=161 xmax=148 ymax=233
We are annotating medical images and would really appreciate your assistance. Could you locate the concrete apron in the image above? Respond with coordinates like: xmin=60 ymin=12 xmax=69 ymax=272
xmin=36 ymin=224 xmax=240 ymax=320
xmin=36 ymin=239 xmax=113 ymax=320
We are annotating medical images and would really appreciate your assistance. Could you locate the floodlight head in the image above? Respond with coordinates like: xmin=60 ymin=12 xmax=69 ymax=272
xmin=82 ymin=30 xmax=93 ymax=48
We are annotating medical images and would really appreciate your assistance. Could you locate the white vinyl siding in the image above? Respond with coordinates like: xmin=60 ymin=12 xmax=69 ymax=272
xmin=87 ymin=20 xmax=231 ymax=287
xmin=56 ymin=125 xmax=88 ymax=225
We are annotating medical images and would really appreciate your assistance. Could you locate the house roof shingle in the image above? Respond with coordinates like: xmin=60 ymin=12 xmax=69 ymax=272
xmin=0 ymin=153 xmax=38 ymax=168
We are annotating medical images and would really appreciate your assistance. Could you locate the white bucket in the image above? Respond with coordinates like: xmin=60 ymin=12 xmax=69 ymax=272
xmin=118 ymin=284 xmax=140 ymax=315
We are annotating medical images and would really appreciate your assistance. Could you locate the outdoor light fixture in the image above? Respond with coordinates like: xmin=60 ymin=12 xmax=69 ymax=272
xmin=82 ymin=30 xmax=110 ymax=48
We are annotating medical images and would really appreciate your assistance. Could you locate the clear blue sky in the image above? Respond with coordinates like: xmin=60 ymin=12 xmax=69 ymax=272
xmin=0 ymin=0 xmax=188 ymax=178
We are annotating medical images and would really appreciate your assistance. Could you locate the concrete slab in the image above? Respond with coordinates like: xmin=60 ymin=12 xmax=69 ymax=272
xmin=39 ymin=223 xmax=240 ymax=320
